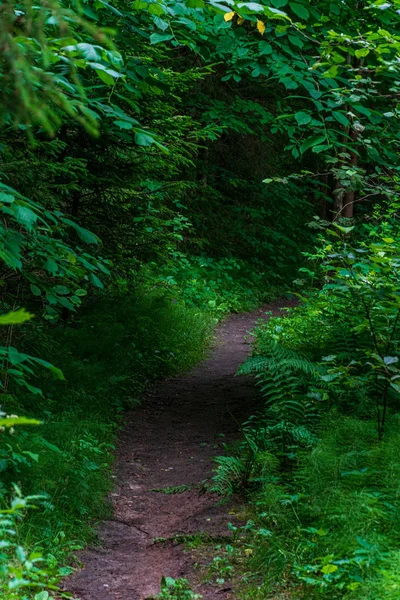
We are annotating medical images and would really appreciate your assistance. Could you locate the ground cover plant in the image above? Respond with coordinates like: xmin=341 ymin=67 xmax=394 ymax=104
xmin=211 ymin=214 xmax=400 ymax=598
xmin=1 ymin=0 xmax=400 ymax=597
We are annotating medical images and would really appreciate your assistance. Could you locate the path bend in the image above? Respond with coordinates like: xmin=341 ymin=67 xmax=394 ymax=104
xmin=68 ymin=301 xmax=293 ymax=600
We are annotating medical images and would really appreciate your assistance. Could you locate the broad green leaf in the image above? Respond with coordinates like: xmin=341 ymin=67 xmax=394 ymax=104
xmin=288 ymin=34 xmax=304 ymax=48
xmin=75 ymin=288 xmax=88 ymax=296
xmin=75 ymin=43 xmax=102 ymax=61
xmin=329 ymin=2 xmax=340 ymax=14
xmin=323 ymin=65 xmax=339 ymax=78
xmin=295 ymin=111 xmax=311 ymax=126
xmin=289 ymin=1 xmax=309 ymax=19
xmin=62 ymin=218 xmax=99 ymax=244
xmin=150 ymin=33 xmax=173 ymax=44
xmin=33 ymin=358 xmax=65 ymax=380
xmin=13 ymin=206 xmax=38 ymax=229
xmin=332 ymin=111 xmax=350 ymax=127
xmin=34 ymin=592 xmax=49 ymax=600
xmin=300 ymin=134 xmax=326 ymax=154
xmin=135 ymin=132 xmax=156 ymax=146
xmin=355 ymin=48 xmax=370 ymax=58
xmin=44 ymin=258 xmax=58 ymax=275
xmin=30 ymin=285 xmax=42 ymax=297
xmin=384 ymin=356 xmax=398 ymax=365
xmin=58 ymin=297 xmax=76 ymax=311
xmin=154 ymin=16 xmax=169 ymax=31
xmin=321 ymin=564 xmax=338 ymax=574
xmin=114 ymin=120 xmax=133 ymax=129
xmin=259 ymin=41 xmax=273 ymax=54
xmin=53 ymin=285 xmax=70 ymax=295
xmin=0 ymin=192 xmax=15 ymax=204
xmin=237 ymin=2 xmax=265 ymax=11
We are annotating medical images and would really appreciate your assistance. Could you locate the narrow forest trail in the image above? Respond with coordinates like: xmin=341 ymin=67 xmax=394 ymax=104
xmin=67 ymin=301 xmax=293 ymax=600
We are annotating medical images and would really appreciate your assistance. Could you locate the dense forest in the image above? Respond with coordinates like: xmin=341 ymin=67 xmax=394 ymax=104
xmin=1 ymin=0 xmax=400 ymax=598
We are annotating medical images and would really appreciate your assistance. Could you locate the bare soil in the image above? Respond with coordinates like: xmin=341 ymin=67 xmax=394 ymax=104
xmin=67 ymin=301 xmax=294 ymax=600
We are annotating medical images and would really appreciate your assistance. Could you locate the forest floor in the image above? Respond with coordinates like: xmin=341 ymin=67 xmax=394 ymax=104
xmin=66 ymin=301 xmax=294 ymax=600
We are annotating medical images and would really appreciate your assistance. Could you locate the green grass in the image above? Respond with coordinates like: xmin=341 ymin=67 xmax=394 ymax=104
xmin=0 ymin=293 xmax=215 ymax=596
xmin=227 ymin=414 xmax=400 ymax=599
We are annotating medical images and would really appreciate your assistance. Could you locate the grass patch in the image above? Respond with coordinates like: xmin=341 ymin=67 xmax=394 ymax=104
xmin=0 ymin=293 xmax=214 ymax=596
xmin=223 ymin=415 xmax=400 ymax=599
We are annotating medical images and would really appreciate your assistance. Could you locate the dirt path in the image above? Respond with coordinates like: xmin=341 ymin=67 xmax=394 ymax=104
xmin=67 ymin=301 xmax=292 ymax=600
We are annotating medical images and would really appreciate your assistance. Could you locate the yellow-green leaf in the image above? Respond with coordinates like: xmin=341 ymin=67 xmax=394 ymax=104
xmin=257 ymin=20 xmax=266 ymax=34
xmin=321 ymin=564 xmax=338 ymax=574
xmin=224 ymin=11 xmax=235 ymax=21
xmin=0 ymin=309 xmax=34 ymax=326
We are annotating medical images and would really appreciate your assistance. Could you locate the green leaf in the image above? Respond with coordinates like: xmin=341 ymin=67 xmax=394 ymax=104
xmin=0 ymin=192 xmax=15 ymax=204
xmin=114 ymin=120 xmax=133 ymax=129
xmin=0 ymin=309 xmax=34 ymax=325
xmin=295 ymin=111 xmax=311 ymax=126
xmin=288 ymin=34 xmax=304 ymax=48
xmin=89 ymin=273 xmax=104 ymax=289
xmin=89 ymin=62 xmax=123 ymax=86
xmin=322 ymin=65 xmax=339 ymax=78
xmin=289 ymin=2 xmax=309 ymax=19
xmin=30 ymin=285 xmax=42 ymax=297
xmin=58 ymin=297 xmax=76 ymax=311
xmin=384 ymin=356 xmax=398 ymax=365
xmin=330 ymin=2 xmax=340 ymax=14
xmin=33 ymin=358 xmax=65 ymax=380
xmin=75 ymin=43 xmax=102 ymax=61
xmin=300 ymin=134 xmax=326 ymax=154
xmin=13 ymin=205 xmax=38 ymax=229
xmin=332 ymin=111 xmax=350 ymax=127
xmin=75 ymin=288 xmax=88 ymax=297
xmin=43 ymin=258 xmax=58 ymax=275
xmin=154 ymin=16 xmax=169 ymax=31
xmin=53 ymin=285 xmax=70 ymax=295
xmin=150 ymin=33 xmax=173 ymax=44
xmin=62 ymin=218 xmax=100 ymax=244
xmin=135 ymin=132 xmax=156 ymax=146
xmin=259 ymin=41 xmax=273 ymax=54
xmin=355 ymin=48 xmax=370 ymax=58
xmin=321 ymin=564 xmax=338 ymax=574
xmin=333 ymin=224 xmax=354 ymax=234
xmin=237 ymin=2 xmax=265 ymax=11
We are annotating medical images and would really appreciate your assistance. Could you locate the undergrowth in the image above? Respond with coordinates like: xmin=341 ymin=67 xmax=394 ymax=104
xmin=141 ymin=254 xmax=282 ymax=315
xmin=208 ymin=223 xmax=400 ymax=599
xmin=0 ymin=293 xmax=214 ymax=597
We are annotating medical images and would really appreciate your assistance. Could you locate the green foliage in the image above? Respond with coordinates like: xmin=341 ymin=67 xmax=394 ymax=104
xmin=143 ymin=254 xmax=278 ymax=314
xmin=2 ymin=0 xmax=400 ymax=597
xmin=0 ymin=293 xmax=213 ymax=599
xmin=220 ymin=414 xmax=400 ymax=599
xmin=213 ymin=216 xmax=400 ymax=598
xmin=0 ymin=490 xmax=51 ymax=597
xmin=152 ymin=576 xmax=202 ymax=600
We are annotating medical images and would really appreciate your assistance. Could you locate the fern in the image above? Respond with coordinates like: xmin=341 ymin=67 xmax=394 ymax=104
xmin=212 ymin=342 xmax=322 ymax=497
xmin=238 ymin=343 xmax=315 ymax=377
xmin=209 ymin=455 xmax=250 ymax=496
xmin=239 ymin=340 xmax=320 ymax=430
